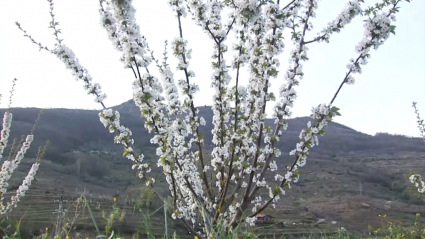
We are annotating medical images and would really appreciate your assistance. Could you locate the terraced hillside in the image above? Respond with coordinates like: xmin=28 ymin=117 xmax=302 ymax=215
xmin=1 ymin=100 xmax=424 ymax=237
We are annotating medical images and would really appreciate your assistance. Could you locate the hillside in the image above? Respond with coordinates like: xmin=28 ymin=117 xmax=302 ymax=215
xmin=1 ymin=100 xmax=425 ymax=237
xmin=3 ymin=100 xmax=423 ymax=162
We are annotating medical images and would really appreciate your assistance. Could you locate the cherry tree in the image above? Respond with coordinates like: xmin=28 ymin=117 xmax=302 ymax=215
xmin=17 ymin=0 xmax=413 ymax=237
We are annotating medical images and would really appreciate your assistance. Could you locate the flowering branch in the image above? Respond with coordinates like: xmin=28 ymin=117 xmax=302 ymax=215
xmin=408 ymin=102 xmax=425 ymax=194
xmin=0 ymin=80 xmax=46 ymax=214
xmin=304 ymin=0 xmax=363 ymax=45
xmin=170 ymin=0 xmax=212 ymax=200
xmin=15 ymin=22 xmax=50 ymax=52
xmin=412 ymin=102 xmax=425 ymax=142
xmin=0 ymin=113 xmax=12 ymax=164
xmin=2 ymin=140 xmax=49 ymax=213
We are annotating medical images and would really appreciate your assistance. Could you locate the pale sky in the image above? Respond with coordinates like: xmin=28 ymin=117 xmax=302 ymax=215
xmin=0 ymin=0 xmax=424 ymax=138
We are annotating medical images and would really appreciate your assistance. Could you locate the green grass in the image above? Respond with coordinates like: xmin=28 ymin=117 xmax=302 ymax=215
xmin=1 ymin=194 xmax=424 ymax=239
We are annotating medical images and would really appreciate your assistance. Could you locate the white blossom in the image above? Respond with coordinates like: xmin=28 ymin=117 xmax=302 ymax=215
xmin=0 ymin=110 xmax=40 ymax=214
xmin=0 ymin=112 xmax=12 ymax=161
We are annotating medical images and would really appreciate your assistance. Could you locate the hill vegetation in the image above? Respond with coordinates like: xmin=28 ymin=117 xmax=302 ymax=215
xmin=1 ymin=100 xmax=425 ymax=237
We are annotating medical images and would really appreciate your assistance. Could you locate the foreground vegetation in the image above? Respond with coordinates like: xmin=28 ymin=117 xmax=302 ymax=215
xmin=0 ymin=198 xmax=424 ymax=239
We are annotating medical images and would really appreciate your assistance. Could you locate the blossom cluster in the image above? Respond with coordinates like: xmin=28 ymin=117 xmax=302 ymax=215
xmin=0 ymin=134 xmax=34 ymax=200
xmin=409 ymin=174 xmax=425 ymax=194
xmin=288 ymin=104 xmax=340 ymax=174
xmin=310 ymin=0 xmax=363 ymax=44
xmin=272 ymin=0 xmax=311 ymax=138
xmin=155 ymin=43 xmax=181 ymax=115
xmin=2 ymin=162 xmax=40 ymax=213
xmin=53 ymin=45 xmax=107 ymax=103
xmin=0 ymin=112 xmax=12 ymax=161
xmin=98 ymin=109 xmax=150 ymax=177
xmin=99 ymin=0 xmax=151 ymax=68
xmin=345 ymin=2 xmax=398 ymax=85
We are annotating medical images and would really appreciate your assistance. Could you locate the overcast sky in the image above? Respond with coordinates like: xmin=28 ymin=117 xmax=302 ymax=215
xmin=0 ymin=0 xmax=424 ymax=138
